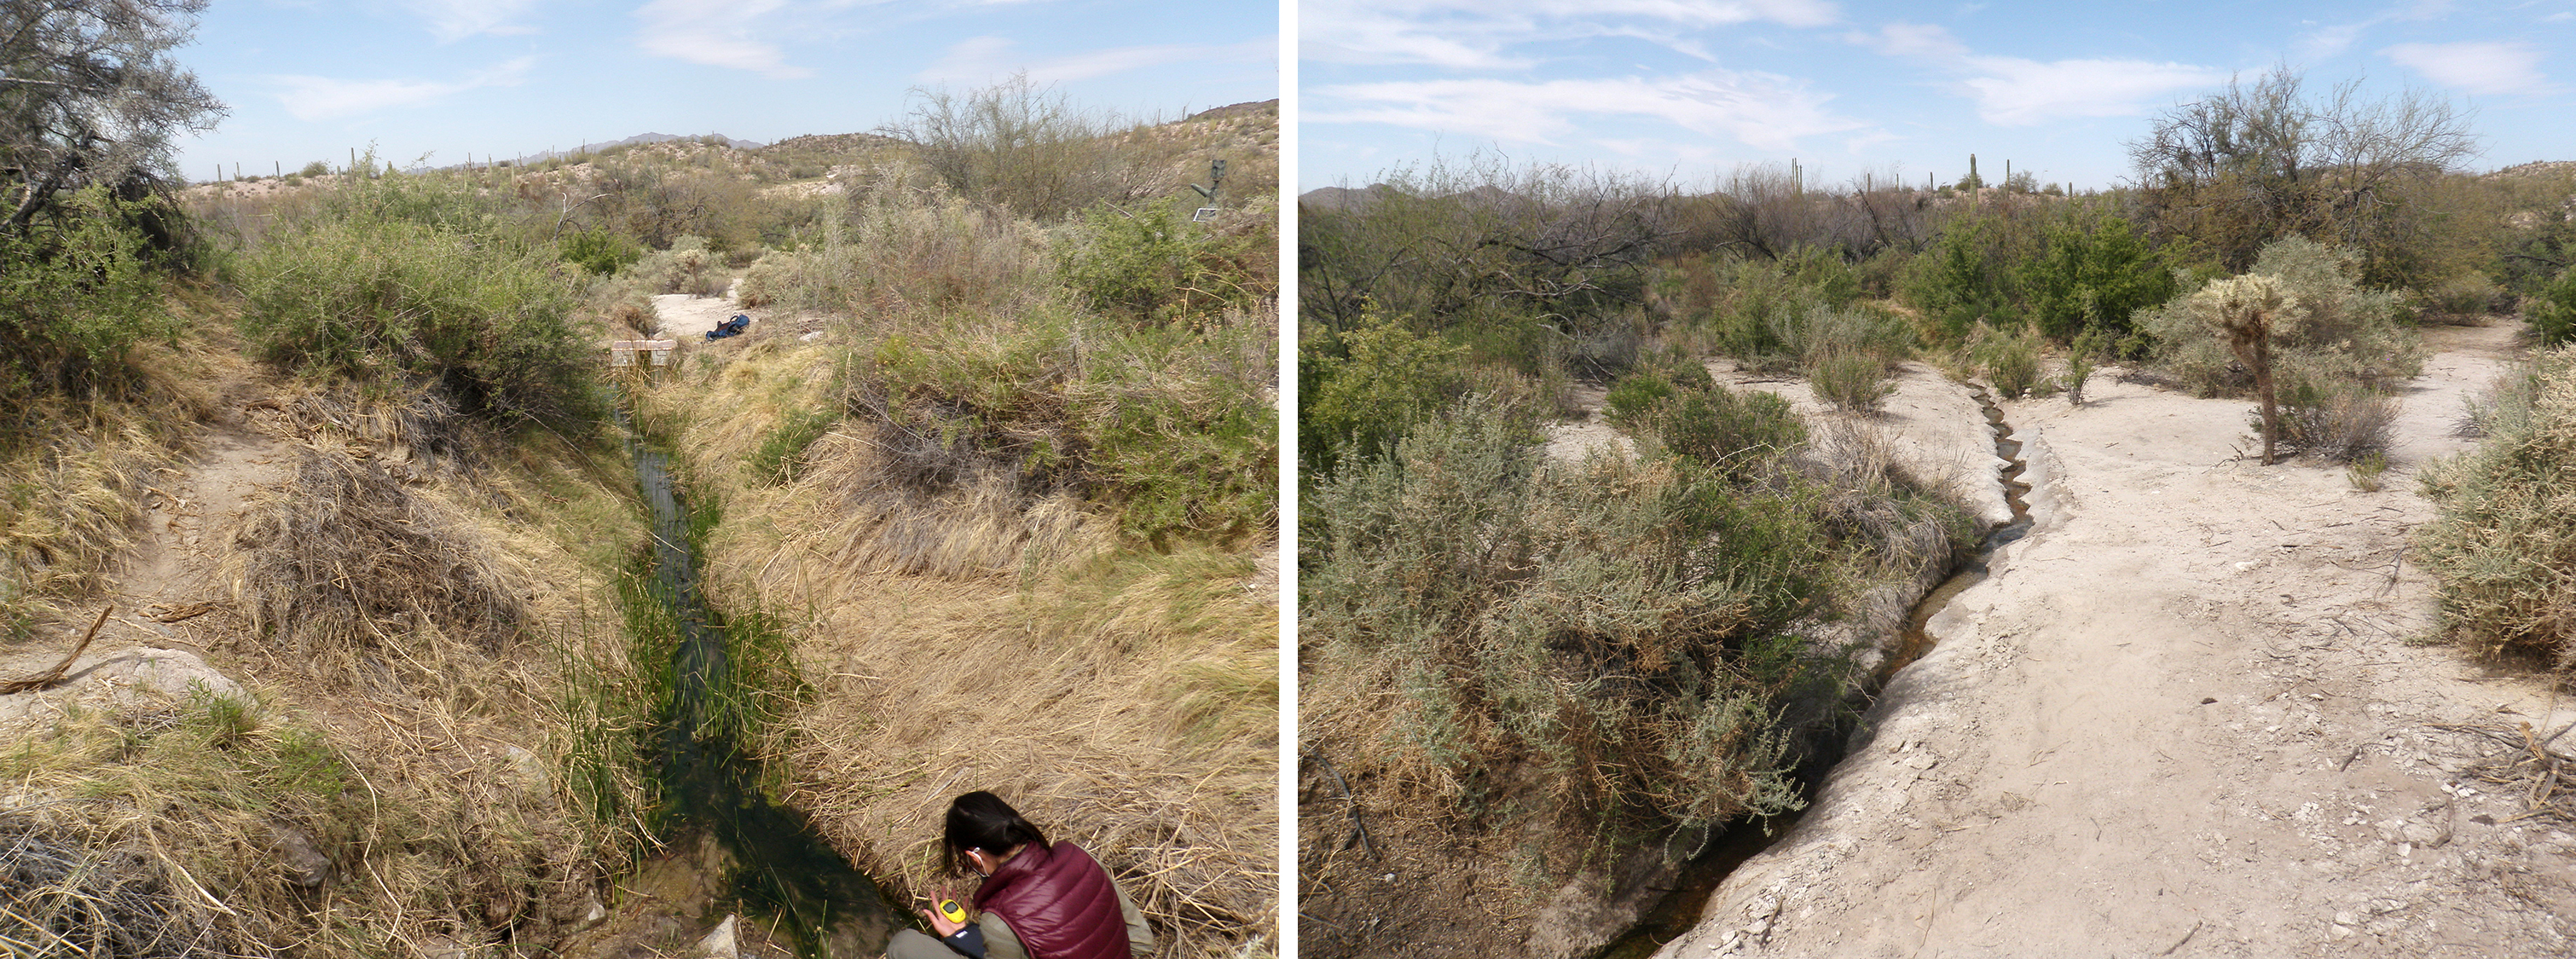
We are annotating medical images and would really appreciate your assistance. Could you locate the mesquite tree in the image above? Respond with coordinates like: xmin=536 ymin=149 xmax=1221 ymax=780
xmin=0 ymin=0 xmax=224 ymax=234
xmin=2128 ymin=67 xmax=2477 ymax=287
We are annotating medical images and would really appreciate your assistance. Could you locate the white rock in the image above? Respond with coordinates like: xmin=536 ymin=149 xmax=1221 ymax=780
xmin=698 ymin=914 xmax=739 ymax=959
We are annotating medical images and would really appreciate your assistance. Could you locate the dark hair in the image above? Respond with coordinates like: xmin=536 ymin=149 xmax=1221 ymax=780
xmin=942 ymin=791 xmax=1050 ymax=876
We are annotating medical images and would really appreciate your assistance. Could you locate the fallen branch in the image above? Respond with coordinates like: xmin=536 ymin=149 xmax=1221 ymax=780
xmin=0 ymin=606 xmax=112 ymax=694
xmin=2433 ymin=721 xmax=2576 ymax=824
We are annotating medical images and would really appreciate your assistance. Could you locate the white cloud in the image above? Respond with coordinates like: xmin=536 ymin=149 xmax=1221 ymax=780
xmin=917 ymin=36 xmax=1277 ymax=85
xmin=1957 ymin=56 xmax=2228 ymax=124
xmin=1851 ymin=21 xmax=1966 ymax=59
xmin=269 ymin=57 xmax=534 ymax=122
xmin=2295 ymin=1 xmax=2467 ymax=61
xmin=2383 ymin=40 xmax=2550 ymax=95
xmin=1300 ymin=0 xmax=1838 ymax=67
xmin=2295 ymin=21 xmax=2369 ymax=60
xmin=635 ymin=0 xmax=813 ymax=78
xmin=1309 ymin=69 xmax=1861 ymax=152
xmin=1850 ymin=20 xmax=2223 ymax=125
xmin=397 ymin=0 xmax=540 ymax=42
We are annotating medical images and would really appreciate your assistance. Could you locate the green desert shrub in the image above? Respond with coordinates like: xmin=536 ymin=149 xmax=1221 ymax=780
xmin=1084 ymin=309 xmax=1279 ymax=542
xmin=237 ymin=216 xmax=597 ymax=425
xmin=560 ymin=226 xmax=644 ymax=276
xmin=1897 ymin=215 xmax=2021 ymax=342
xmin=2415 ymin=347 xmax=2576 ymax=661
xmin=2271 ymin=369 xmax=2400 ymax=464
xmin=2424 ymin=272 xmax=2506 ymax=317
xmin=1635 ymin=386 xmax=1805 ymax=477
xmin=2529 ymin=265 xmax=2576 ymax=348
xmin=2139 ymin=235 xmax=2423 ymax=396
xmin=629 ymin=235 xmax=730 ymax=298
xmin=1602 ymin=371 xmax=1677 ymax=425
xmin=1305 ymin=390 xmax=1974 ymax=846
xmin=1811 ymin=350 xmax=1896 ymax=413
xmin=2016 ymin=214 xmax=2174 ymax=339
xmin=0 ymin=188 xmax=182 ymax=409
xmin=1701 ymin=252 xmax=1865 ymax=368
xmin=736 ymin=187 xmax=1049 ymax=315
xmin=1056 ymin=198 xmax=1269 ymax=326
xmin=1971 ymin=325 xmax=2041 ymax=398
xmin=1305 ymin=401 xmax=1829 ymax=832
xmin=1299 ymin=311 xmax=1474 ymax=477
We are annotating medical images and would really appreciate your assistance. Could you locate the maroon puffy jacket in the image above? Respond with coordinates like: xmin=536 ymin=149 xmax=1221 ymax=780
xmin=973 ymin=841 xmax=1130 ymax=959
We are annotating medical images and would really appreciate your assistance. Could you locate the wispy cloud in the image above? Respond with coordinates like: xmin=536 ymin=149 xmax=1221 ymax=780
xmin=2383 ymin=40 xmax=2550 ymax=95
xmin=2295 ymin=0 xmax=2463 ymax=61
xmin=917 ymin=36 xmax=1277 ymax=85
xmin=1850 ymin=21 xmax=1965 ymax=59
xmin=1301 ymin=0 xmax=1839 ymax=67
xmin=268 ymin=57 xmax=534 ymax=121
xmin=1309 ymin=69 xmax=1861 ymax=151
xmin=1857 ymin=21 xmax=2223 ymax=125
xmin=635 ymin=0 xmax=813 ymax=78
xmin=1959 ymin=56 xmax=2227 ymax=124
xmin=397 ymin=0 xmax=540 ymax=42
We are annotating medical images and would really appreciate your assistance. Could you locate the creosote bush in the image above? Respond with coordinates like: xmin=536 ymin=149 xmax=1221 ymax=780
xmin=2415 ymin=346 xmax=2576 ymax=662
xmin=1306 ymin=392 xmax=1973 ymax=851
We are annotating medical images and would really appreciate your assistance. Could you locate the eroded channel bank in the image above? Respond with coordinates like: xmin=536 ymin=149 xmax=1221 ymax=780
xmin=1604 ymin=377 xmax=2035 ymax=957
xmin=622 ymin=412 xmax=893 ymax=956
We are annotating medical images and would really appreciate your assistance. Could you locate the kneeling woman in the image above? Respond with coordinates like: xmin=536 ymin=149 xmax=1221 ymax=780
xmin=888 ymin=791 xmax=1155 ymax=959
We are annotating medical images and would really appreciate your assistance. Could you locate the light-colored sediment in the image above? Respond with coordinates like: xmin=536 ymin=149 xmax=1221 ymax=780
xmin=1658 ymin=321 xmax=2568 ymax=958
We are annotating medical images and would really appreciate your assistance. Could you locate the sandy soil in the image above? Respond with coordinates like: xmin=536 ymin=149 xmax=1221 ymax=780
xmin=1657 ymin=320 xmax=2575 ymax=958
xmin=648 ymin=281 xmax=748 ymax=341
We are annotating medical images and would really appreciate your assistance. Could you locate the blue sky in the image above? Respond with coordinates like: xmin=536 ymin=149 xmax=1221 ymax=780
xmin=1300 ymin=0 xmax=2576 ymax=193
xmin=174 ymin=0 xmax=1278 ymax=182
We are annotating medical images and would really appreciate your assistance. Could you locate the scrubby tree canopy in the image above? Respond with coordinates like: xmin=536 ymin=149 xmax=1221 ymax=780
xmin=0 ymin=0 xmax=223 ymax=233
xmin=2127 ymin=67 xmax=2477 ymax=285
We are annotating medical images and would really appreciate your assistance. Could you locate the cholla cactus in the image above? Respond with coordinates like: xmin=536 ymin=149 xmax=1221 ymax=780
xmin=2190 ymin=274 xmax=2301 ymax=464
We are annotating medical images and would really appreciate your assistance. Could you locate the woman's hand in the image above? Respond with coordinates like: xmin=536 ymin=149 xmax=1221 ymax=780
xmin=920 ymin=890 xmax=968 ymax=937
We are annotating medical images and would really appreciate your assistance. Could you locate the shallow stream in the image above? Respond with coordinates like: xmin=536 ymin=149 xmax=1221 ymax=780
xmin=627 ymin=416 xmax=894 ymax=956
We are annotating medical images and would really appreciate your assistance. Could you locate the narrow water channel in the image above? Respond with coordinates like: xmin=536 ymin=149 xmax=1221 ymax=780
xmin=1602 ymin=381 xmax=2036 ymax=958
xmin=625 ymin=414 xmax=894 ymax=956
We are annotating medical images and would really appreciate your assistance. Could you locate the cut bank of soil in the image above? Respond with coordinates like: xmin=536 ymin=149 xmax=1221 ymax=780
xmin=1661 ymin=320 xmax=2573 ymax=958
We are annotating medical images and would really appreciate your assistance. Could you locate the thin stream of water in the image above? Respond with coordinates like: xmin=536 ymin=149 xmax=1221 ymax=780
xmin=626 ymin=415 xmax=893 ymax=956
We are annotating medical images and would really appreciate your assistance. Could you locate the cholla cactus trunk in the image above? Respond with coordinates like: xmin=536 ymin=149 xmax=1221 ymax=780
xmin=2249 ymin=332 xmax=2278 ymax=465
xmin=2220 ymin=305 xmax=2279 ymax=465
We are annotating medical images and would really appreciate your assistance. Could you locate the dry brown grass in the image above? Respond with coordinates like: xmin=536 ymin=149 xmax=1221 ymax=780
xmin=633 ymin=334 xmax=1277 ymax=957
xmin=0 ymin=292 xmax=233 ymax=636
xmin=0 ymin=369 xmax=650 ymax=958
xmin=225 ymin=449 xmax=531 ymax=667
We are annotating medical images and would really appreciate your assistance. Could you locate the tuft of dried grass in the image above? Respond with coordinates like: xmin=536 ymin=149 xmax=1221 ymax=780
xmin=0 ymin=812 xmax=227 ymax=958
xmin=224 ymin=448 xmax=530 ymax=666
xmin=0 ymin=402 xmax=171 ymax=635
